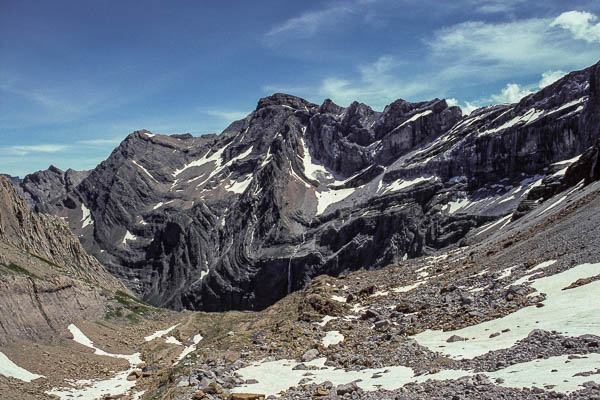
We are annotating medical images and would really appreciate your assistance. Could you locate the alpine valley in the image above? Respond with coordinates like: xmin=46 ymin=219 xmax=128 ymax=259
xmin=1 ymin=60 xmax=600 ymax=399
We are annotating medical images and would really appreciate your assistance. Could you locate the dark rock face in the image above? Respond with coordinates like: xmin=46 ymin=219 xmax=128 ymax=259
xmin=17 ymin=61 xmax=600 ymax=312
xmin=13 ymin=165 xmax=90 ymax=207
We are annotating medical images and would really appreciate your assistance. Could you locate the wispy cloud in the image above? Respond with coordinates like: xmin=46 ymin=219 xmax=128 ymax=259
xmin=265 ymin=6 xmax=348 ymax=39
xmin=471 ymin=0 xmax=528 ymax=15
xmin=77 ymin=138 xmax=124 ymax=146
xmin=429 ymin=12 xmax=600 ymax=73
xmin=12 ymin=144 xmax=68 ymax=153
xmin=316 ymin=55 xmax=433 ymax=109
xmin=264 ymin=0 xmax=379 ymax=44
xmin=551 ymin=10 xmax=600 ymax=43
xmin=200 ymin=109 xmax=250 ymax=121
xmin=1 ymin=144 xmax=69 ymax=156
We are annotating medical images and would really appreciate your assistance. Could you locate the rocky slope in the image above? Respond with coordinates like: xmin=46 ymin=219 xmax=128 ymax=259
xmin=18 ymin=60 xmax=600 ymax=313
xmin=0 ymin=175 xmax=125 ymax=346
xmin=4 ymin=170 xmax=599 ymax=399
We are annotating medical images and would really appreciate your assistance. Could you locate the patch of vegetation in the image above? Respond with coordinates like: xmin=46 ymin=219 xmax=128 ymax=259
xmin=126 ymin=313 xmax=140 ymax=323
xmin=113 ymin=290 xmax=158 ymax=322
xmin=1 ymin=262 xmax=38 ymax=278
xmin=115 ymin=290 xmax=148 ymax=304
xmin=104 ymin=309 xmax=123 ymax=320
xmin=27 ymin=251 xmax=62 ymax=269
xmin=145 ymin=387 xmax=168 ymax=400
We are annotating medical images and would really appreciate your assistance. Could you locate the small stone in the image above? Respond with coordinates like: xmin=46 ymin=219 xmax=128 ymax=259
xmin=446 ymin=335 xmax=466 ymax=343
xmin=336 ymin=382 xmax=359 ymax=395
xmin=374 ymin=319 xmax=390 ymax=330
xmin=301 ymin=349 xmax=319 ymax=362
xmin=229 ymin=394 xmax=265 ymax=400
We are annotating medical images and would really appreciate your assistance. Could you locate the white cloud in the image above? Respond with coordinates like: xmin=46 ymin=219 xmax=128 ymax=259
xmin=77 ymin=138 xmax=123 ymax=146
xmin=446 ymin=98 xmax=479 ymax=115
xmin=461 ymin=102 xmax=480 ymax=115
xmin=0 ymin=144 xmax=69 ymax=156
xmin=472 ymin=0 xmax=527 ymax=15
xmin=201 ymin=109 xmax=249 ymax=121
xmin=265 ymin=6 xmax=348 ymax=39
xmin=11 ymin=144 xmax=68 ymax=153
xmin=539 ymin=70 xmax=567 ymax=88
xmin=491 ymin=83 xmax=534 ymax=104
xmin=266 ymin=10 xmax=600 ymax=114
xmin=551 ymin=10 xmax=600 ymax=43
xmin=317 ymin=55 xmax=432 ymax=109
xmin=446 ymin=98 xmax=459 ymax=107
xmin=430 ymin=13 xmax=600 ymax=79
xmin=264 ymin=0 xmax=380 ymax=43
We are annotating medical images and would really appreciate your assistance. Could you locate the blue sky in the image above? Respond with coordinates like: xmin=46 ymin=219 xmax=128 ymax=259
xmin=1 ymin=0 xmax=600 ymax=177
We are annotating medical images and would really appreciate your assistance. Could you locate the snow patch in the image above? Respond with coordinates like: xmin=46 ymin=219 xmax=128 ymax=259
xmin=444 ymin=197 xmax=470 ymax=214
xmin=540 ymin=193 xmax=568 ymax=215
xmin=47 ymin=324 xmax=154 ymax=399
xmin=69 ymin=324 xmax=142 ymax=365
xmin=315 ymin=187 xmax=356 ymax=215
xmin=173 ymin=143 xmax=230 ymax=177
xmin=393 ymin=281 xmax=425 ymax=293
xmin=379 ymin=176 xmax=434 ymax=195
xmin=371 ymin=290 xmax=389 ymax=298
xmin=299 ymin=136 xmax=345 ymax=182
xmin=0 ymin=351 xmax=44 ymax=382
xmin=145 ymin=324 xmax=179 ymax=341
xmin=413 ymin=262 xmax=600 ymax=359
xmin=392 ymin=110 xmax=433 ymax=132
xmin=176 ymin=334 xmax=203 ymax=363
xmin=478 ymin=108 xmax=545 ymax=137
xmin=122 ymin=230 xmax=137 ymax=244
xmin=512 ymin=260 xmax=557 ymax=286
xmin=316 ymin=316 xmax=337 ymax=327
xmin=474 ymin=214 xmax=512 ymax=236
xmin=165 ymin=336 xmax=182 ymax=345
xmin=331 ymin=295 xmax=347 ymax=303
xmin=132 ymin=160 xmax=158 ymax=183
xmin=226 ymin=173 xmax=253 ymax=194
xmin=81 ymin=203 xmax=93 ymax=229
xmin=322 ymin=331 xmax=344 ymax=348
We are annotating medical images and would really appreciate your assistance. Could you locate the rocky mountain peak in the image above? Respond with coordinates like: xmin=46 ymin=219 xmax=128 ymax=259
xmin=256 ymin=93 xmax=316 ymax=111
xmin=319 ymin=98 xmax=344 ymax=115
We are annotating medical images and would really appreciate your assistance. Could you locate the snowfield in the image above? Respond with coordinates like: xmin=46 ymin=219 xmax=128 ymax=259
xmin=231 ymin=261 xmax=600 ymax=396
xmin=413 ymin=262 xmax=600 ymax=359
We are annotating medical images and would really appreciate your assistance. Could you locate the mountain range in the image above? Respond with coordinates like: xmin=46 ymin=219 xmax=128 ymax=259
xmin=2 ymin=59 xmax=600 ymax=400
xmin=8 ymin=60 xmax=599 ymax=314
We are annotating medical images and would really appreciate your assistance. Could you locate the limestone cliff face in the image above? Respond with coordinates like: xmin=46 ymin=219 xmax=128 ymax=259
xmin=18 ymin=60 xmax=600 ymax=312
xmin=0 ymin=176 xmax=125 ymax=345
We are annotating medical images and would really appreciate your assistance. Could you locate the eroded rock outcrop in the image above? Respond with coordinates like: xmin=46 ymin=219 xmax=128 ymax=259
xmin=0 ymin=175 xmax=125 ymax=345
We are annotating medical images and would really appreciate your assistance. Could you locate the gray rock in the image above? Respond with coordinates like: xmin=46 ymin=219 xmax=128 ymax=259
xmin=302 ymin=349 xmax=319 ymax=362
